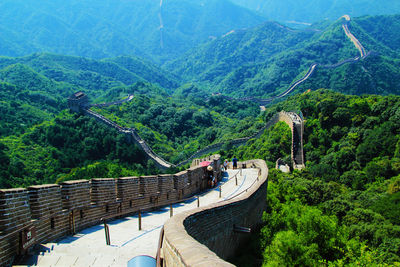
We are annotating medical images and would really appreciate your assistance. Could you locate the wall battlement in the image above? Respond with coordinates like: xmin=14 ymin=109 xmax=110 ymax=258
xmin=0 ymin=156 xmax=221 ymax=266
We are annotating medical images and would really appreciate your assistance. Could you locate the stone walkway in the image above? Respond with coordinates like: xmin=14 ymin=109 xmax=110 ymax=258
xmin=16 ymin=168 xmax=260 ymax=267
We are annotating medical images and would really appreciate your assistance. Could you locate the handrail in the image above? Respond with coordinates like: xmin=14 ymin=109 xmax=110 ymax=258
xmin=222 ymin=168 xmax=261 ymax=202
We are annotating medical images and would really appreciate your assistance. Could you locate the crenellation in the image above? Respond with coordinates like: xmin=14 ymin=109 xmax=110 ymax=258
xmin=90 ymin=178 xmax=117 ymax=204
xmin=139 ymin=176 xmax=159 ymax=197
xmin=28 ymin=184 xmax=62 ymax=220
xmin=190 ymin=167 xmax=204 ymax=185
xmin=0 ymin=188 xmax=31 ymax=233
xmin=60 ymin=180 xmax=90 ymax=210
xmin=116 ymin=177 xmax=140 ymax=199
xmin=173 ymin=171 xmax=188 ymax=191
xmin=157 ymin=174 xmax=174 ymax=194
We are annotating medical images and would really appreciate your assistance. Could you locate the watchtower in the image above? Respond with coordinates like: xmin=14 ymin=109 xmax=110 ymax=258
xmin=68 ymin=91 xmax=89 ymax=112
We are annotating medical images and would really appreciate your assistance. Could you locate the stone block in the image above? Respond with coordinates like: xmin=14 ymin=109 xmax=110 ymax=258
xmin=173 ymin=171 xmax=188 ymax=191
xmin=158 ymin=174 xmax=174 ymax=193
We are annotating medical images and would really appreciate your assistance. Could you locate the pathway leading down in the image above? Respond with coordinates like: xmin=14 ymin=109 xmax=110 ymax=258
xmin=18 ymin=168 xmax=260 ymax=267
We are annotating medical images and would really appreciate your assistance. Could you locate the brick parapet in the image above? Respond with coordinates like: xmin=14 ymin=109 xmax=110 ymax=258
xmin=139 ymin=176 xmax=159 ymax=198
xmin=0 ymin=155 xmax=221 ymax=266
xmin=162 ymin=159 xmax=268 ymax=267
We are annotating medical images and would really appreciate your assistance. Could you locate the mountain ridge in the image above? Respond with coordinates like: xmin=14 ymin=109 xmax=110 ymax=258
xmin=0 ymin=0 xmax=266 ymax=62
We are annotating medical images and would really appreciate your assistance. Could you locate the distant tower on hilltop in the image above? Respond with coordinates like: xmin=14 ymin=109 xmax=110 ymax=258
xmin=68 ymin=91 xmax=90 ymax=112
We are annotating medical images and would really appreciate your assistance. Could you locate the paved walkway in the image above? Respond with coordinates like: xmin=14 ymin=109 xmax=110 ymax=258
xmin=17 ymin=168 xmax=260 ymax=267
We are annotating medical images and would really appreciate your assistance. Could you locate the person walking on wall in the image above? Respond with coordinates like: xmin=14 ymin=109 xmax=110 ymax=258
xmin=223 ymin=159 xmax=228 ymax=171
xmin=232 ymin=156 xmax=238 ymax=170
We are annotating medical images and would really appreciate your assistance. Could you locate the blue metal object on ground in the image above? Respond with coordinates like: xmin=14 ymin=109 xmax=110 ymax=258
xmin=127 ymin=255 xmax=156 ymax=267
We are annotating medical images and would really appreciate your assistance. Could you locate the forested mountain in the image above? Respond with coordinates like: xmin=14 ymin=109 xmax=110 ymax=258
xmin=91 ymin=82 xmax=262 ymax=164
xmin=230 ymin=0 xmax=400 ymax=26
xmin=225 ymin=90 xmax=400 ymax=265
xmin=167 ymin=15 xmax=400 ymax=97
xmin=300 ymin=15 xmax=400 ymax=96
xmin=0 ymin=0 xmax=265 ymax=62
xmin=0 ymin=53 xmax=179 ymax=136
xmin=0 ymin=112 xmax=148 ymax=188
xmin=0 ymin=82 xmax=262 ymax=188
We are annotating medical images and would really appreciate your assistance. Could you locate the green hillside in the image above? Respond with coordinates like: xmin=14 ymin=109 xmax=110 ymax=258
xmin=0 ymin=3 xmax=400 ymax=265
xmin=91 ymin=82 xmax=262 ymax=164
xmin=166 ymin=19 xmax=355 ymax=97
xmin=0 ymin=112 xmax=148 ymax=188
xmin=0 ymin=53 xmax=180 ymax=136
xmin=226 ymin=90 xmax=400 ymax=265
xmin=0 ymin=0 xmax=265 ymax=62
xmin=167 ymin=15 xmax=400 ymax=98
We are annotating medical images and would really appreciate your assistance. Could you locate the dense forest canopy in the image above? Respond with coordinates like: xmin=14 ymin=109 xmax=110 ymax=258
xmin=227 ymin=90 xmax=400 ymax=266
xmin=167 ymin=15 xmax=400 ymax=98
xmin=0 ymin=81 xmax=263 ymax=188
xmin=92 ymin=83 xmax=262 ymax=164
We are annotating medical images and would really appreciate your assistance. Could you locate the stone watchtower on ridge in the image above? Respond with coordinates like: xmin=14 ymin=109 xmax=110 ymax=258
xmin=68 ymin=91 xmax=89 ymax=112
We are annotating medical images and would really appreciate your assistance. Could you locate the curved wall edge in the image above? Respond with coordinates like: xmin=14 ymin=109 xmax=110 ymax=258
xmin=162 ymin=159 xmax=268 ymax=267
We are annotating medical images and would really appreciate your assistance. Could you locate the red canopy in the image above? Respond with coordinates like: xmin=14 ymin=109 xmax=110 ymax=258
xmin=199 ymin=161 xmax=211 ymax=167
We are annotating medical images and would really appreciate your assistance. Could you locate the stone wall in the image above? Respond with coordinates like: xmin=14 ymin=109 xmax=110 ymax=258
xmin=0 ymin=156 xmax=221 ymax=267
xmin=161 ymin=159 xmax=268 ymax=267
xmin=81 ymin=108 xmax=303 ymax=170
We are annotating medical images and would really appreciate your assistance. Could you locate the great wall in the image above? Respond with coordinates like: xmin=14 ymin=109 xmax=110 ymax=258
xmin=0 ymin=15 xmax=370 ymax=267
xmin=0 ymin=155 xmax=222 ymax=266
xmin=65 ymin=15 xmax=366 ymax=172
xmin=0 ymin=102 xmax=298 ymax=266
xmin=0 ymin=155 xmax=270 ymax=267
xmin=216 ymin=15 xmax=370 ymax=106
xmin=76 ymin=92 xmax=305 ymax=170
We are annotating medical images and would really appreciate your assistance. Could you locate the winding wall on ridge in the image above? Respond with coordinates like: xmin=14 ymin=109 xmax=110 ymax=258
xmin=216 ymin=15 xmax=370 ymax=106
xmin=80 ymin=14 xmax=368 ymax=171
xmin=83 ymin=109 xmax=305 ymax=170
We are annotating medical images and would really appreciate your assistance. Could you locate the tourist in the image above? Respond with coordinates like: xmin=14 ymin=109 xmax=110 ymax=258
xmin=232 ymin=156 xmax=238 ymax=169
xmin=207 ymin=165 xmax=214 ymax=187
xmin=223 ymin=159 xmax=228 ymax=171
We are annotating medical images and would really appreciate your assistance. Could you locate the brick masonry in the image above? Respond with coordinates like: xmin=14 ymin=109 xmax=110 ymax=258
xmin=0 ymin=156 xmax=221 ymax=266
xmin=162 ymin=159 xmax=268 ymax=267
